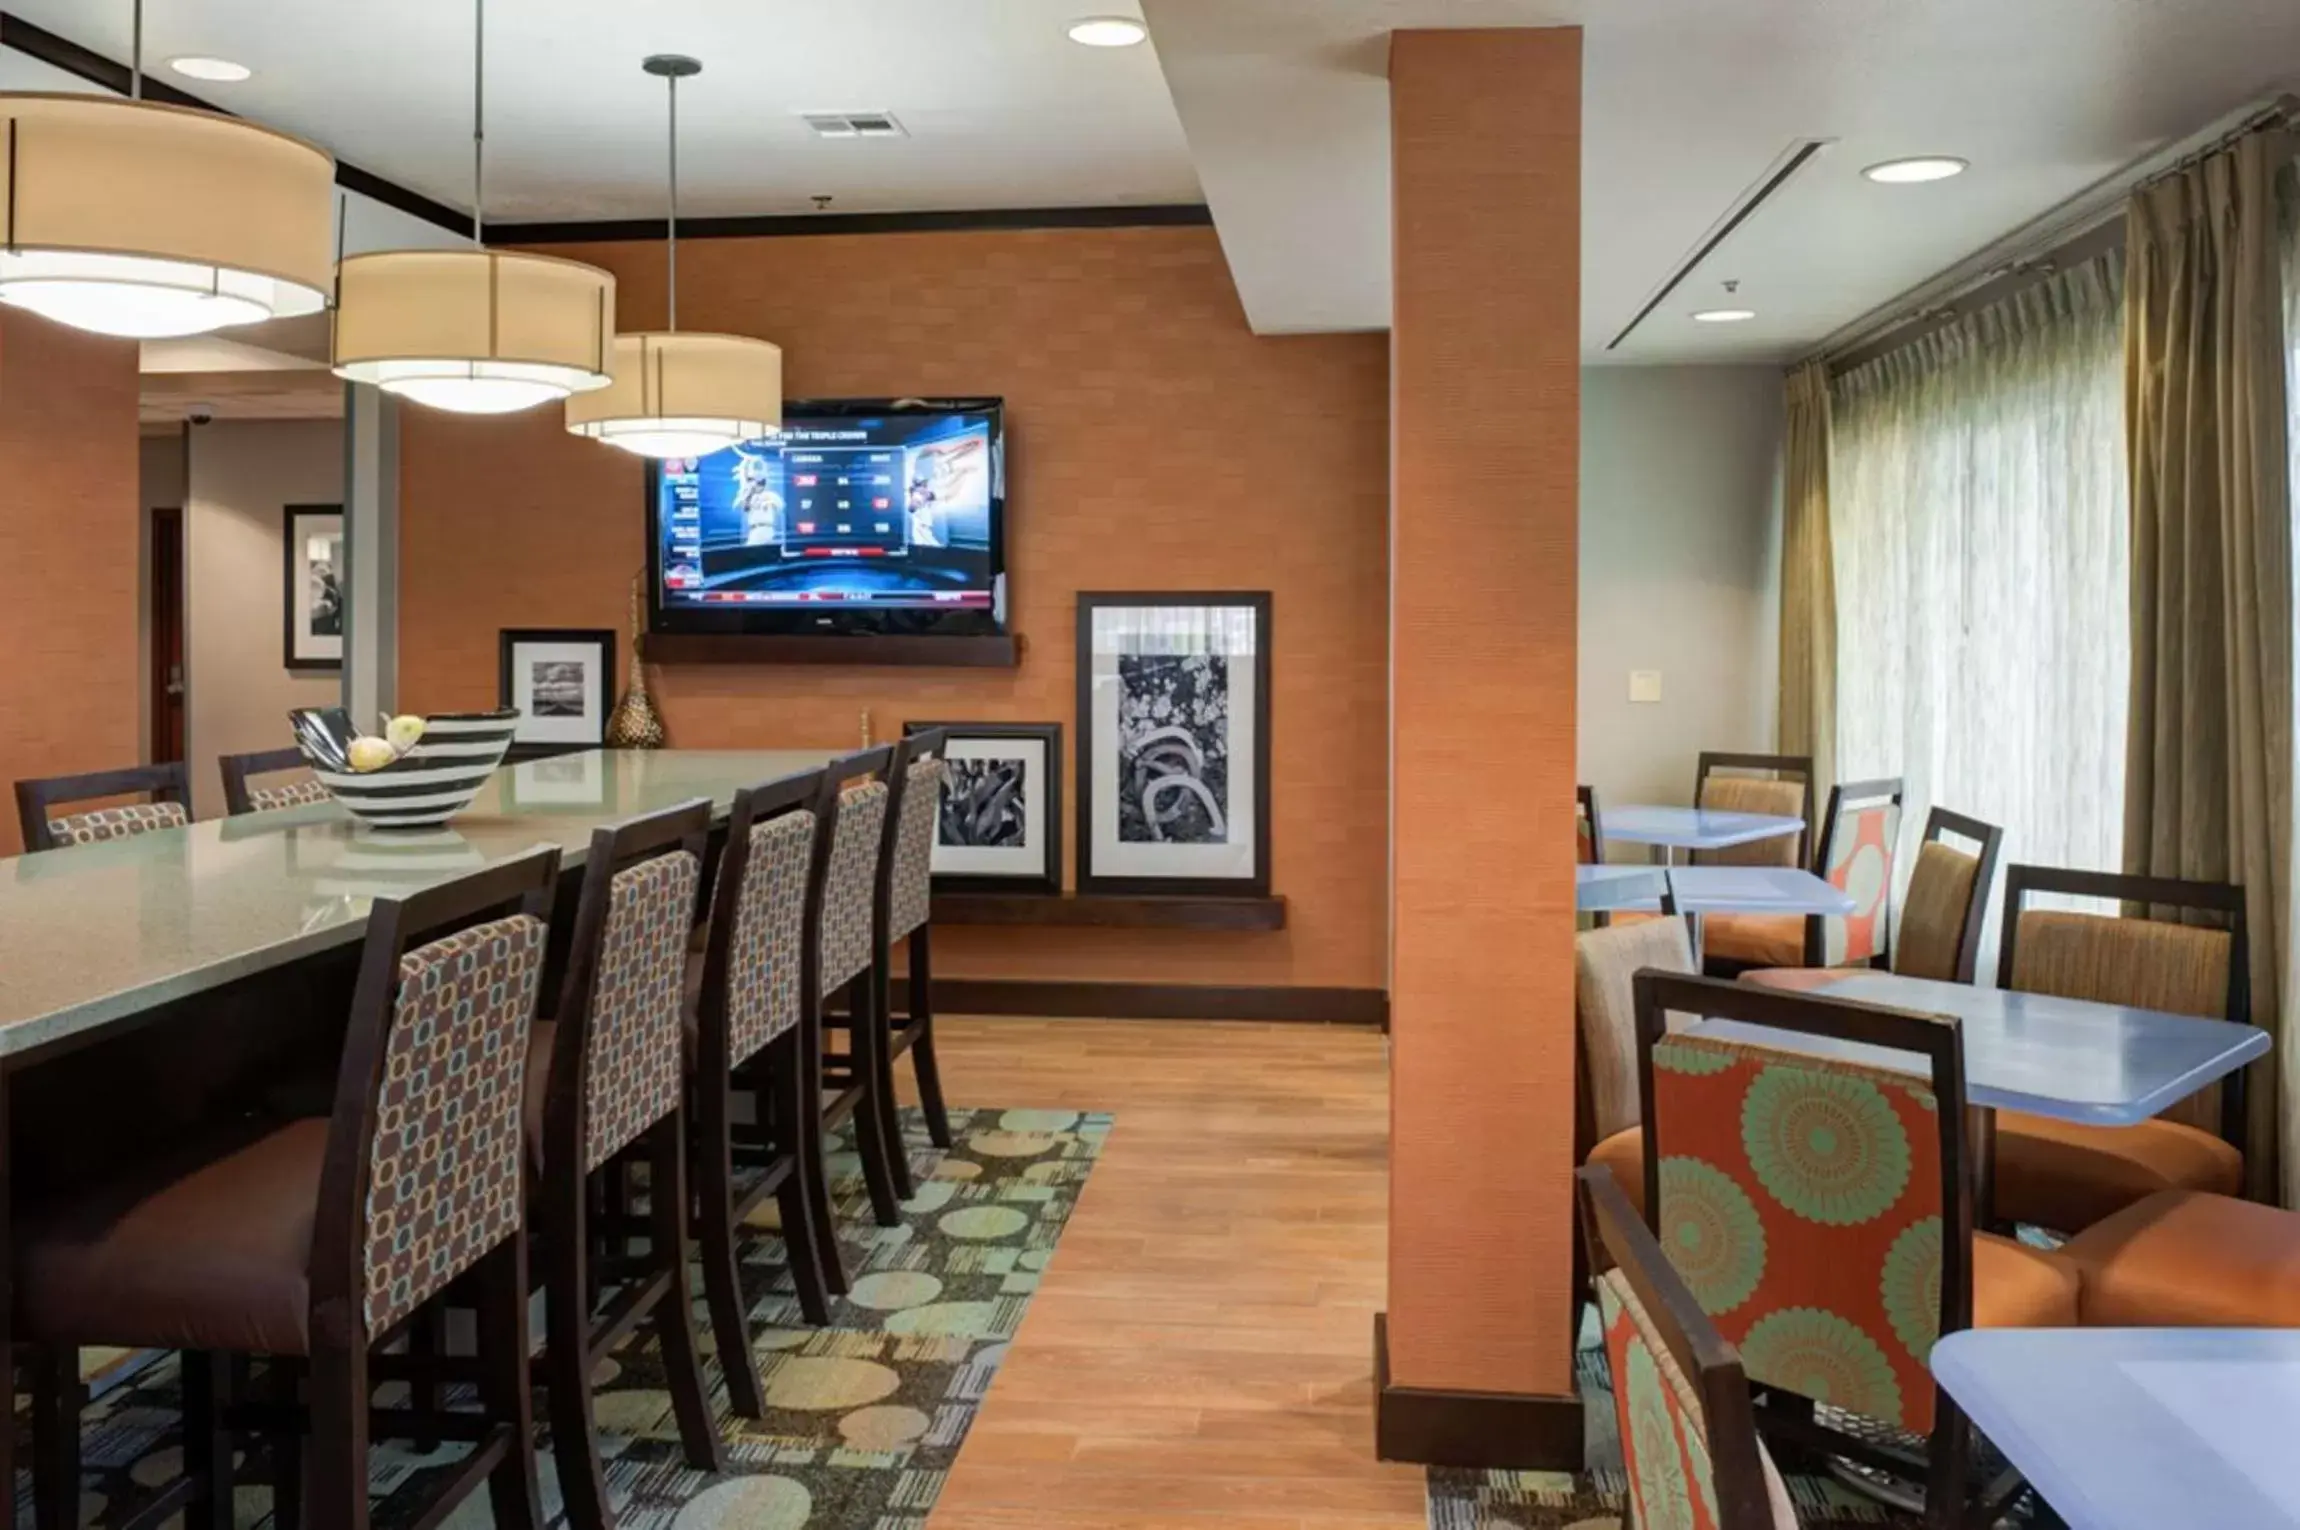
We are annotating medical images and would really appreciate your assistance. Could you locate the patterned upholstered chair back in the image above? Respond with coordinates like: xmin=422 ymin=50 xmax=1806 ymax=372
xmin=820 ymin=780 xmax=891 ymax=996
xmin=1576 ymin=915 xmax=1697 ymax=1141
xmin=361 ymin=912 xmax=547 ymax=1336
xmin=1999 ymin=865 xmax=2244 ymax=1136
xmin=579 ymin=849 xmax=700 ymax=1171
xmin=248 ymin=775 xmax=332 ymax=812
xmin=222 ymin=744 xmax=331 ymax=815
xmin=1636 ymin=975 xmax=1966 ymax=1438
xmin=1691 ymin=754 xmax=1810 ymax=869
xmin=17 ymin=761 xmax=194 ymax=851
xmin=887 ymin=746 xmax=948 ymax=943
xmin=1578 ymin=1166 xmax=1799 ymax=1530
xmin=726 ymin=808 xmax=818 ymax=1063
xmin=48 ymin=801 xmax=189 ymax=845
xmin=1812 ymin=779 xmax=1903 ymax=968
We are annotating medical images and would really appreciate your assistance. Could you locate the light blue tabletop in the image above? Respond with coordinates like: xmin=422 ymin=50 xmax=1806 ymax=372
xmin=1575 ymin=865 xmax=1854 ymax=917
xmin=1933 ymin=1328 xmax=2300 ymax=1530
xmin=1693 ymin=970 xmax=2269 ymax=1124
xmin=1600 ymin=805 xmax=1806 ymax=851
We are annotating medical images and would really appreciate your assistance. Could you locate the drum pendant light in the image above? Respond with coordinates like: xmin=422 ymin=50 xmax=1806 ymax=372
xmin=0 ymin=0 xmax=336 ymax=339
xmin=565 ymin=54 xmax=781 ymax=459
xmin=332 ymin=0 xmax=615 ymax=414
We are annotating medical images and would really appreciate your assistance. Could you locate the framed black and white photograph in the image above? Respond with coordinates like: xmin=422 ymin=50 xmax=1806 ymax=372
xmin=283 ymin=504 xmax=344 ymax=671
xmin=498 ymin=628 xmax=616 ymax=749
xmin=1075 ymin=592 xmax=1271 ymax=897
xmin=905 ymin=721 xmax=1063 ymax=894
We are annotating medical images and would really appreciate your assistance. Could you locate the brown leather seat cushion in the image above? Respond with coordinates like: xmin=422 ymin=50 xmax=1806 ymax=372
xmin=1971 ymin=1231 xmax=2080 ymax=1329
xmin=1737 ymin=967 xmax=1841 ymax=993
xmin=1991 ymin=1110 xmax=2242 ymax=1233
xmin=1585 ymin=1126 xmax=1647 ymax=1219
xmin=2061 ymin=1190 xmax=2300 ymax=1326
xmin=17 ymin=1118 xmax=327 ymax=1355
xmin=1703 ymin=913 xmax=1803 ymax=968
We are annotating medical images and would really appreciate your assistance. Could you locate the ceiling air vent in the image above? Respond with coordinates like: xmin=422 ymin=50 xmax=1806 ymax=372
xmin=802 ymin=112 xmax=908 ymax=139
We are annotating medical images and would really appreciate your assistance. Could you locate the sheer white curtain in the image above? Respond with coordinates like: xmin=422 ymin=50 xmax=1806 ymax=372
xmin=1829 ymin=252 xmax=2129 ymax=904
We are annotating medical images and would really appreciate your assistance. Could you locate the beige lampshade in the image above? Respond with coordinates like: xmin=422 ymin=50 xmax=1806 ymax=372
xmin=0 ymin=92 xmax=334 ymax=339
xmin=564 ymin=331 xmax=783 ymax=459
xmin=333 ymin=249 xmax=616 ymax=414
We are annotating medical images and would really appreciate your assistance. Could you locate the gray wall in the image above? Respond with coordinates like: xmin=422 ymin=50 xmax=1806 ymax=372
xmin=1578 ymin=365 xmax=1784 ymax=827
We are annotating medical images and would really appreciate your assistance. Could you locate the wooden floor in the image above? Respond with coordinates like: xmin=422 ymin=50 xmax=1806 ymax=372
xmin=910 ymin=1016 xmax=1429 ymax=1530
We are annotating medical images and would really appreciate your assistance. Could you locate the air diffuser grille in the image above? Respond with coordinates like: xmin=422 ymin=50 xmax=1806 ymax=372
xmin=802 ymin=112 xmax=907 ymax=139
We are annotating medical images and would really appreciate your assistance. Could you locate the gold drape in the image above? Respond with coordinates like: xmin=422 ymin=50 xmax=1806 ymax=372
xmin=2123 ymin=129 xmax=2294 ymax=1199
xmin=1779 ymin=360 xmax=1838 ymax=803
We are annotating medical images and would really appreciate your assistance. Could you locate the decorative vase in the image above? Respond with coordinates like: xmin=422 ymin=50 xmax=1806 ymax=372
xmin=605 ymin=575 xmax=668 ymax=749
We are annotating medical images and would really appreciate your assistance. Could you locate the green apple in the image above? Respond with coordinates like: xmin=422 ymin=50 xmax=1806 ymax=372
xmin=384 ymin=714 xmax=427 ymax=753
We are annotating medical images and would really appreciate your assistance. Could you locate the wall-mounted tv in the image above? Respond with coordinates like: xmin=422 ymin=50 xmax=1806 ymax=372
xmin=648 ymin=398 xmax=1006 ymax=639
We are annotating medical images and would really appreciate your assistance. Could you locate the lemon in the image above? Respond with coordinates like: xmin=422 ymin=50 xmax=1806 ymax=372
xmin=347 ymin=736 xmax=396 ymax=773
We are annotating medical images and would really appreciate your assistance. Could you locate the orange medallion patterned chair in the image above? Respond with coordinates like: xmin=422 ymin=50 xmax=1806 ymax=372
xmin=18 ymin=851 xmax=562 ymax=1530
xmin=15 ymin=760 xmax=193 ymax=850
xmin=220 ymin=744 xmax=333 ymax=815
xmin=1631 ymin=971 xmax=2078 ymax=1529
xmin=1706 ymin=778 xmax=1901 ymax=977
xmin=1744 ymin=806 xmax=2004 ymax=994
xmin=1578 ymin=1163 xmax=1801 ymax=1529
xmin=1985 ymin=865 xmax=2248 ymax=1234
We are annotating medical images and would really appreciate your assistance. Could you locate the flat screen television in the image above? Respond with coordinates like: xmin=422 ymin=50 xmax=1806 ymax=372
xmin=648 ymin=398 xmax=1006 ymax=639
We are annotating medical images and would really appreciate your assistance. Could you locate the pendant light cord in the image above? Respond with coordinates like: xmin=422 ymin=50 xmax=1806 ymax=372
xmin=665 ymin=68 xmax=680 ymax=331
xmin=471 ymin=0 xmax=486 ymax=247
xmin=129 ymin=0 xmax=143 ymax=100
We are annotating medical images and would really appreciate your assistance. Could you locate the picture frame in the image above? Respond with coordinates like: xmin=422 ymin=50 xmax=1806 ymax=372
xmin=498 ymin=628 xmax=617 ymax=749
xmin=904 ymin=721 xmax=1064 ymax=895
xmin=283 ymin=504 xmax=344 ymax=672
xmin=1074 ymin=592 xmax=1272 ymax=897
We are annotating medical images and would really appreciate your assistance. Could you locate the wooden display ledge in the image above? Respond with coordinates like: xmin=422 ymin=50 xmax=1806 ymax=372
xmin=646 ymin=632 xmax=1020 ymax=668
xmin=930 ymin=891 xmax=1287 ymax=931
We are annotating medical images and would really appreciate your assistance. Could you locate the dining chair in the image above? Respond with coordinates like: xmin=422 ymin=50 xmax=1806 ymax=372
xmin=868 ymin=729 xmax=955 ymax=1198
xmin=1706 ymin=777 xmax=1903 ymax=975
xmin=1577 ymin=1163 xmax=1799 ymax=1529
xmin=695 ymin=769 xmax=840 ymax=1419
xmin=1574 ymin=911 xmax=1698 ymax=1226
xmin=523 ymin=799 xmax=724 ymax=1530
xmin=1743 ymin=806 xmax=2005 ymax=993
xmin=220 ymin=744 xmax=331 ymax=815
xmin=1632 ymin=971 xmax=2079 ymax=1530
xmin=1986 ymin=864 xmax=2247 ymax=1233
xmin=1689 ymin=751 xmax=1812 ymax=869
xmin=17 ymin=849 xmax=561 ymax=1530
xmin=15 ymin=760 xmax=192 ymax=850
xmin=812 ymin=745 xmax=911 ymax=1230
xmin=1576 ymin=783 xmax=1606 ymax=866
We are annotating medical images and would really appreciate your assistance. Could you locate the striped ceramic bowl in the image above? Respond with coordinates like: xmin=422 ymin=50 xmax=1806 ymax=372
xmin=288 ymin=707 xmax=518 ymax=830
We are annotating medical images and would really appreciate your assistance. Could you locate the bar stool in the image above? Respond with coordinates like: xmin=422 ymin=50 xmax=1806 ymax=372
xmin=18 ymin=850 xmax=560 ymax=1530
xmin=811 ymin=747 xmax=909 ymax=1230
xmin=220 ymin=744 xmax=331 ymax=814
xmin=695 ymin=769 xmax=840 ymax=1418
xmin=525 ymin=799 xmax=725 ymax=1530
xmin=15 ymin=760 xmax=192 ymax=849
xmin=869 ymin=730 xmax=955 ymax=1194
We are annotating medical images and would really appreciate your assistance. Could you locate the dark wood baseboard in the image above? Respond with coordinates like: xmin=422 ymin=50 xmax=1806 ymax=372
xmin=893 ymin=978 xmax=1384 ymax=1025
xmin=930 ymin=892 xmax=1286 ymax=931
xmin=1372 ymin=1313 xmax=1585 ymax=1469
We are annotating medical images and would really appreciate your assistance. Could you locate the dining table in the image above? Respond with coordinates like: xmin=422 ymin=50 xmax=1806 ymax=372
xmin=1576 ymin=864 xmax=1855 ymax=918
xmin=1932 ymin=1327 xmax=2300 ymax=1530
xmin=1597 ymin=805 xmax=1807 ymax=864
xmin=0 ymin=747 xmax=841 ymax=1529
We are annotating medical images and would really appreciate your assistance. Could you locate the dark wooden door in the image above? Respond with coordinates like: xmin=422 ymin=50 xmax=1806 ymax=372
xmin=150 ymin=505 xmax=186 ymax=764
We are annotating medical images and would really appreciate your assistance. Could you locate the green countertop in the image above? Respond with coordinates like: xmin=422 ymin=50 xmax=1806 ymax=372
xmin=0 ymin=749 xmax=839 ymax=1060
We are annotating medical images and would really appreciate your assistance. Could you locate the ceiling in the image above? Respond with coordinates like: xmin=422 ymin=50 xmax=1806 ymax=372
xmin=6 ymin=0 xmax=2297 ymax=362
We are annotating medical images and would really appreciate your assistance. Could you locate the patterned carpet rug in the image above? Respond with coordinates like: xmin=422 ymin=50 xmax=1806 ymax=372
xmin=1426 ymin=1324 xmax=1927 ymax=1530
xmin=53 ymin=1106 xmax=1109 ymax=1529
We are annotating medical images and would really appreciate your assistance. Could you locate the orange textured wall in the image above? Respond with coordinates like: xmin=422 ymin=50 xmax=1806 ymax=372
xmin=1387 ymin=29 xmax=1583 ymax=1397
xmin=399 ymin=225 xmax=1390 ymax=990
xmin=0 ymin=312 xmax=143 ymax=855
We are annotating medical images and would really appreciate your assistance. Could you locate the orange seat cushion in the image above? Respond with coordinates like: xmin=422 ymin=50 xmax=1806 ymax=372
xmin=2061 ymin=1190 xmax=2300 ymax=1327
xmin=1585 ymin=1126 xmax=1647 ymax=1219
xmin=1737 ymin=967 xmax=1841 ymax=993
xmin=1970 ymin=1231 xmax=2080 ymax=1329
xmin=1702 ymin=913 xmax=1803 ymax=968
xmin=1992 ymin=1110 xmax=2242 ymax=1233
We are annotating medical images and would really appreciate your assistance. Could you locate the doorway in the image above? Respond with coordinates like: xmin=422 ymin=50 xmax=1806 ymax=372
xmin=149 ymin=505 xmax=186 ymax=764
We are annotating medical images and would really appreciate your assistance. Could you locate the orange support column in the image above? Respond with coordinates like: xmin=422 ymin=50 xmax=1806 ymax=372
xmin=1380 ymin=26 xmax=1584 ymax=1467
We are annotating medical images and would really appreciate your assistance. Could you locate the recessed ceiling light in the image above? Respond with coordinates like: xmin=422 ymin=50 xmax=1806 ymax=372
xmin=1693 ymin=308 xmax=1757 ymax=323
xmin=1067 ymin=16 xmax=1148 ymax=47
xmin=1864 ymin=156 xmax=1968 ymax=185
xmin=168 ymin=55 xmax=252 ymax=83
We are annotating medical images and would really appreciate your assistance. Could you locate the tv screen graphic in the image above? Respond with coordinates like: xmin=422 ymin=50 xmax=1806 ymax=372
xmin=650 ymin=399 xmax=1006 ymax=638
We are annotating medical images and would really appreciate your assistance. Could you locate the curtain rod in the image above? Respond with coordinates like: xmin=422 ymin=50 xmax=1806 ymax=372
xmin=1813 ymin=94 xmax=2299 ymax=379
